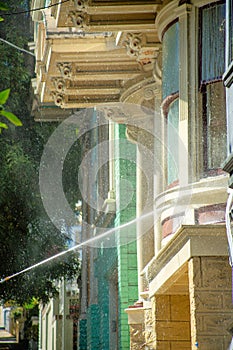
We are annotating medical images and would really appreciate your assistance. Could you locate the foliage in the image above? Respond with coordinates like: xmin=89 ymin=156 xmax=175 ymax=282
xmin=0 ymin=0 xmax=81 ymax=305
xmin=0 ymin=1 xmax=8 ymax=21
xmin=0 ymin=136 xmax=81 ymax=305
xmin=0 ymin=1 xmax=24 ymax=130
xmin=0 ymin=88 xmax=22 ymax=131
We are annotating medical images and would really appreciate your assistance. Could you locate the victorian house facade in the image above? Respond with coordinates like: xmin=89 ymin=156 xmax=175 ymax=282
xmin=31 ymin=0 xmax=233 ymax=349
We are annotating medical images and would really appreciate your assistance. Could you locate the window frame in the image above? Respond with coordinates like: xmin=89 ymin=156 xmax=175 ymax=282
xmin=223 ymin=0 xmax=233 ymax=87
xmin=199 ymin=1 xmax=227 ymax=175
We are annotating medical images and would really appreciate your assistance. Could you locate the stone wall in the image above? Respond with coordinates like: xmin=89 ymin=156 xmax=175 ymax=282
xmin=189 ymin=256 xmax=232 ymax=350
xmin=154 ymin=294 xmax=191 ymax=350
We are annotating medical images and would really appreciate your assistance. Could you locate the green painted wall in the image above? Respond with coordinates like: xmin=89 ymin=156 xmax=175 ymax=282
xmin=82 ymin=122 xmax=138 ymax=350
xmin=79 ymin=319 xmax=87 ymax=350
xmin=95 ymin=246 xmax=117 ymax=349
xmin=86 ymin=304 xmax=100 ymax=349
xmin=114 ymin=124 xmax=138 ymax=350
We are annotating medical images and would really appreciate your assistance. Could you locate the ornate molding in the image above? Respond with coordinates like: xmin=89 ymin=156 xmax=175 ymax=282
xmin=144 ymin=308 xmax=156 ymax=348
xmin=130 ymin=324 xmax=145 ymax=349
xmin=126 ymin=125 xmax=141 ymax=144
xmin=55 ymin=1 xmax=158 ymax=30
xmin=121 ymin=75 xmax=161 ymax=108
xmin=57 ymin=63 xmax=73 ymax=78
xmin=121 ymin=32 xmax=162 ymax=68
xmin=101 ymin=106 xmax=129 ymax=124
xmin=68 ymin=11 xmax=89 ymax=29
xmin=123 ymin=33 xmax=142 ymax=58
xmin=72 ymin=0 xmax=89 ymax=11
xmin=51 ymin=92 xmax=65 ymax=107
xmin=52 ymin=78 xmax=66 ymax=93
xmin=100 ymin=103 xmax=153 ymax=126
xmin=153 ymin=49 xmax=162 ymax=84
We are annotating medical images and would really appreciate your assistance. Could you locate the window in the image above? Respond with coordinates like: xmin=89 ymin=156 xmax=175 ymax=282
xmin=162 ymin=21 xmax=179 ymax=186
xmin=162 ymin=22 xmax=179 ymax=99
xmin=202 ymin=82 xmax=226 ymax=169
xmin=224 ymin=0 xmax=233 ymax=156
xmin=200 ymin=2 xmax=226 ymax=173
xmin=201 ymin=2 xmax=225 ymax=82
xmin=226 ymin=0 xmax=233 ymax=65
xmin=167 ymin=99 xmax=179 ymax=185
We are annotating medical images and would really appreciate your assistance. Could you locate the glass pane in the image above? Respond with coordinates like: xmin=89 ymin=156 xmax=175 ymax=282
xmin=162 ymin=22 xmax=179 ymax=99
xmin=206 ymin=82 xmax=227 ymax=169
xmin=229 ymin=0 xmax=233 ymax=62
xmin=167 ymin=99 xmax=179 ymax=185
xmin=226 ymin=86 xmax=233 ymax=154
xmin=201 ymin=2 xmax=226 ymax=82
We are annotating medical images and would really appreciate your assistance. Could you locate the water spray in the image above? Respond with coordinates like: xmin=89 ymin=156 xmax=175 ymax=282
xmin=0 ymin=210 xmax=154 ymax=284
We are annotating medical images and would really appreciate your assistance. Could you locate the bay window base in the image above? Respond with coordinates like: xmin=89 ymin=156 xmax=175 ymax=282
xmin=127 ymin=226 xmax=233 ymax=350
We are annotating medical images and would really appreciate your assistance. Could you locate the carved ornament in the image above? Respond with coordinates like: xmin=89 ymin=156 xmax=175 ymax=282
xmin=122 ymin=33 xmax=161 ymax=69
xmin=51 ymin=92 xmax=65 ymax=107
xmin=52 ymin=78 xmax=66 ymax=93
xmin=72 ymin=0 xmax=89 ymax=11
xmin=68 ymin=11 xmax=88 ymax=29
xmin=130 ymin=324 xmax=145 ymax=344
xmin=153 ymin=49 xmax=162 ymax=84
xmin=123 ymin=33 xmax=142 ymax=58
xmin=57 ymin=63 xmax=72 ymax=78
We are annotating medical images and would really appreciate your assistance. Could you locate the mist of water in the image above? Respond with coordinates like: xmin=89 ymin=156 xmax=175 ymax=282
xmin=0 ymin=210 xmax=154 ymax=284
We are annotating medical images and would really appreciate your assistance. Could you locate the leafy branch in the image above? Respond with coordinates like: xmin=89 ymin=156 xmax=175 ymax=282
xmin=0 ymin=89 xmax=22 ymax=132
xmin=0 ymin=1 xmax=8 ymax=21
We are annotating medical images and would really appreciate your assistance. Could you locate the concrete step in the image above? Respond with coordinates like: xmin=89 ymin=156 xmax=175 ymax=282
xmin=0 ymin=328 xmax=16 ymax=343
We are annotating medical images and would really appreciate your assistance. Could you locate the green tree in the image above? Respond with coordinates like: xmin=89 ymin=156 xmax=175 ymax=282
xmin=0 ymin=1 xmax=8 ymax=21
xmin=0 ymin=89 xmax=22 ymax=131
xmin=0 ymin=0 xmax=81 ymax=305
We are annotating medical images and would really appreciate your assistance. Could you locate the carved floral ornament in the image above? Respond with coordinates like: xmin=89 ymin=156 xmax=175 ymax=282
xmin=123 ymin=33 xmax=142 ymax=58
xmin=99 ymin=105 xmax=153 ymax=125
xmin=130 ymin=324 xmax=145 ymax=344
xmin=52 ymin=78 xmax=66 ymax=93
xmin=57 ymin=63 xmax=72 ymax=78
xmin=122 ymin=33 xmax=162 ymax=68
xmin=72 ymin=0 xmax=89 ymax=11
xmin=51 ymin=92 xmax=65 ymax=107
xmin=68 ymin=11 xmax=88 ymax=28
xmin=130 ymin=312 xmax=156 ymax=350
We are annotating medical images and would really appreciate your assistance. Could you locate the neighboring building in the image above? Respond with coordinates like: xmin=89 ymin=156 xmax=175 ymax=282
xmin=78 ymin=110 xmax=138 ymax=349
xmin=38 ymin=217 xmax=81 ymax=350
xmin=38 ymin=279 xmax=79 ymax=350
xmin=31 ymin=0 xmax=233 ymax=349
